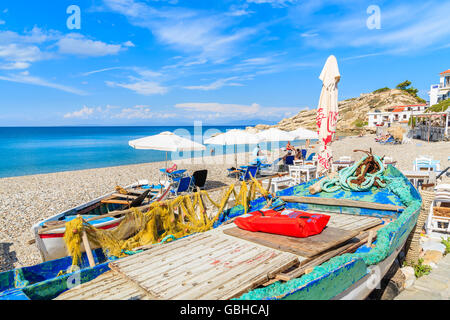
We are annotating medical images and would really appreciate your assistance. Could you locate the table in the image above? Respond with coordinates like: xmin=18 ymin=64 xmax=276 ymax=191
xmin=298 ymin=165 xmax=318 ymax=181
xmin=267 ymin=176 xmax=294 ymax=193
xmin=402 ymin=170 xmax=436 ymax=188
xmin=332 ymin=161 xmax=355 ymax=172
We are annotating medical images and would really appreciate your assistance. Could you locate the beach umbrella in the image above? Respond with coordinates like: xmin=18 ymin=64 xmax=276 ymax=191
xmin=289 ymin=127 xmax=319 ymax=141
xmin=257 ymin=128 xmax=293 ymax=143
xmin=204 ymin=129 xmax=262 ymax=168
xmin=316 ymin=55 xmax=341 ymax=176
xmin=129 ymin=131 xmax=206 ymax=168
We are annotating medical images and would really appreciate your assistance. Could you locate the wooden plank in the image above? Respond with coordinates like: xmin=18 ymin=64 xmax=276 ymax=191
xmin=113 ymin=235 xmax=226 ymax=273
xmin=101 ymin=199 xmax=131 ymax=205
xmin=276 ymin=242 xmax=354 ymax=281
xmin=112 ymin=193 xmax=139 ymax=199
xmin=166 ymin=250 xmax=295 ymax=300
xmin=151 ymin=245 xmax=271 ymax=298
xmin=110 ymin=233 xmax=212 ymax=268
xmin=281 ymin=196 xmax=404 ymax=212
xmin=145 ymin=242 xmax=255 ymax=293
xmin=223 ymin=226 xmax=359 ymax=257
xmin=202 ymin=254 xmax=298 ymax=300
xmin=340 ymin=218 xmax=382 ymax=232
xmin=56 ymin=271 xmax=129 ymax=300
xmin=121 ymin=237 xmax=233 ymax=281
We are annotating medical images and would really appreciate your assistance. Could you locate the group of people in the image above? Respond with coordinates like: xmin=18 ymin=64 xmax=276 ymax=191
xmin=251 ymin=139 xmax=312 ymax=165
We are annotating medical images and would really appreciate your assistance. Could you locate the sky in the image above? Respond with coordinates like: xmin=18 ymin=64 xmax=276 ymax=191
xmin=0 ymin=0 xmax=449 ymax=126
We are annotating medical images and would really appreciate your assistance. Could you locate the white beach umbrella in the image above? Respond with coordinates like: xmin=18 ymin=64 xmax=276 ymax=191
xmin=204 ymin=129 xmax=262 ymax=168
xmin=205 ymin=129 xmax=261 ymax=145
xmin=129 ymin=131 xmax=206 ymax=168
xmin=257 ymin=128 xmax=293 ymax=143
xmin=289 ymin=127 xmax=319 ymax=140
xmin=316 ymin=55 xmax=341 ymax=176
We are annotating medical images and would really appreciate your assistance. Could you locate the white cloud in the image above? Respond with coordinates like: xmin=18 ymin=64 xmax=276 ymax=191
xmin=175 ymin=102 xmax=260 ymax=115
xmin=246 ymin=0 xmax=297 ymax=7
xmin=57 ymin=33 xmax=124 ymax=57
xmin=0 ymin=20 xmax=5 ymax=25
xmin=175 ymin=102 xmax=301 ymax=120
xmin=0 ymin=72 xmax=86 ymax=95
xmin=0 ymin=61 xmax=31 ymax=70
xmin=123 ymin=40 xmax=135 ymax=47
xmin=0 ymin=44 xmax=43 ymax=63
xmin=63 ymin=104 xmax=176 ymax=120
xmin=106 ymin=80 xmax=168 ymax=95
xmin=64 ymin=106 xmax=95 ymax=119
xmin=102 ymin=0 xmax=259 ymax=63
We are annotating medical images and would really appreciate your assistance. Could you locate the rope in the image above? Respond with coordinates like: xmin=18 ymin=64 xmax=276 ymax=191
xmin=320 ymin=153 xmax=386 ymax=193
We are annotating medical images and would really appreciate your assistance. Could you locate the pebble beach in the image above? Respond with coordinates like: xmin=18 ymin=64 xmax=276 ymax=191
xmin=1 ymin=134 xmax=449 ymax=272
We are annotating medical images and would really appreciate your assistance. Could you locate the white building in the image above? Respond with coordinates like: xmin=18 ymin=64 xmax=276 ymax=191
xmin=367 ymin=104 xmax=428 ymax=127
xmin=429 ymin=69 xmax=450 ymax=106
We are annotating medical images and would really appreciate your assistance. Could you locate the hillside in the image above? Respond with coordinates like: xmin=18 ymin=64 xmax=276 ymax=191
xmin=252 ymin=89 xmax=425 ymax=134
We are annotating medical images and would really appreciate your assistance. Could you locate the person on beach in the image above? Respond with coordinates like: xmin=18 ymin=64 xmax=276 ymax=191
xmin=286 ymin=141 xmax=295 ymax=152
xmin=253 ymin=145 xmax=261 ymax=157
xmin=294 ymin=149 xmax=303 ymax=161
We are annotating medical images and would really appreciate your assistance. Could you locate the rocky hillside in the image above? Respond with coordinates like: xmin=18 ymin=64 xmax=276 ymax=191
xmin=252 ymin=89 xmax=424 ymax=134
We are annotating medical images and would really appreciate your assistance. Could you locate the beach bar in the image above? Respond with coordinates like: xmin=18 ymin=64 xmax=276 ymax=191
xmin=411 ymin=111 xmax=450 ymax=141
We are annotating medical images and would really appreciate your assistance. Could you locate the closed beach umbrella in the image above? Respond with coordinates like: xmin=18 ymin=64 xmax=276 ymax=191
xmin=205 ymin=129 xmax=262 ymax=168
xmin=316 ymin=55 xmax=340 ymax=176
xmin=129 ymin=131 xmax=206 ymax=168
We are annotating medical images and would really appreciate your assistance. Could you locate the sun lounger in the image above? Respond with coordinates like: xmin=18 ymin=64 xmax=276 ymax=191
xmin=259 ymin=158 xmax=282 ymax=176
xmin=192 ymin=170 xmax=208 ymax=190
xmin=239 ymin=166 xmax=258 ymax=181
xmin=170 ymin=176 xmax=193 ymax=197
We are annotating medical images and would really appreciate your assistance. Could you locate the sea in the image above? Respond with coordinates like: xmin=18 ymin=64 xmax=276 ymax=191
xmin=0 ymin=126 xmax=255 ymax=178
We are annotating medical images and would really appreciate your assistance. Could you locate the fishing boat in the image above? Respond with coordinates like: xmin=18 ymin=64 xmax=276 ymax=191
xmin=1 ymin=153 xmax=423 ymax=300
xmin=31 ymin=180 xmax=172 ymax=262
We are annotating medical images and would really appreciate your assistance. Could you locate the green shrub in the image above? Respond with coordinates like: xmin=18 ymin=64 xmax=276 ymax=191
xmin=373 ymin=87 xmax=390 ymax=94
xmin=427 ymin=99 xmax=450 ymax=113
xmin=442 ymin=237 xmax=450 ymax=255
xmin=353 ymin=119 xmax=367 ymax=128
xmin=395 ymin=80 xmax=426 ymax=103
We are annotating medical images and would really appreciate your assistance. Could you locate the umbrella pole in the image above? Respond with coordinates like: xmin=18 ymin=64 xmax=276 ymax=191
xmin=165 ymin=151 xmax=168 ymax=169
xmin=235 ymin=145 xmax=238 ymax=169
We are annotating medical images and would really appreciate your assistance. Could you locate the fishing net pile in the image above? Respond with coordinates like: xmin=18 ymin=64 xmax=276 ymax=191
xmin=64 ymin=176 xmax=270 ymax=266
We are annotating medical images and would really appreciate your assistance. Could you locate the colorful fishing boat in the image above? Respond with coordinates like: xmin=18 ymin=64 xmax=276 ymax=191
xmin=1 ymin=154 xmax=422 ymax=300
xmin=31 ymin=180 xmax=172 ymax=262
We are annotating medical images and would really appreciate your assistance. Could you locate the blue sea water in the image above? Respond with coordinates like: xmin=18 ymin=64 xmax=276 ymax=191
xmin=0 ymin=126 xmax=249 ymax=178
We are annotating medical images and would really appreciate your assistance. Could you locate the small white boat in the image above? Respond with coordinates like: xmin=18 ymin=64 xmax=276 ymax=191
xmin=31 ymin=180 xmax=172 ymax=262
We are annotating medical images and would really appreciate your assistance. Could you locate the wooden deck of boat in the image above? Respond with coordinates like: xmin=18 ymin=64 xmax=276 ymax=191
xmin=56 ymin=213 xmax=382 ymax=300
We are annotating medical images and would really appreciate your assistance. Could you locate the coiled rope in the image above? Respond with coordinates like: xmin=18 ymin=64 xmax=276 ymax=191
xmin=321 ymin=149 xmax=387 ymax=193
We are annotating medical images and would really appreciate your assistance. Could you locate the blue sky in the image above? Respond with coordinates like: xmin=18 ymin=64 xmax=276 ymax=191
xmin=0 ymin=0 xmax=449 ymax=126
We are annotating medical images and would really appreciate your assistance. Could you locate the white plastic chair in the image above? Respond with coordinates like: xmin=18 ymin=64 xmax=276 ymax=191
xmin=426 ymin=184 xmax=450 ymax=235
xmin=289 ymin=165 xmax=302 ymax=185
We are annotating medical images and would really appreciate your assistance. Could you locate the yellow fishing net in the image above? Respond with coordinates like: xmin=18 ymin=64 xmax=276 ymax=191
xmin=64 ymin=175 xmax=270 ymax=266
